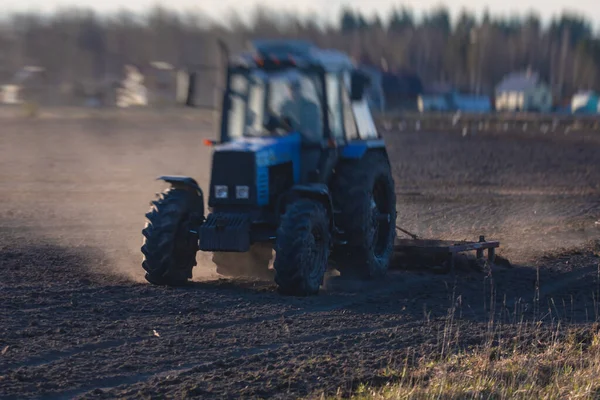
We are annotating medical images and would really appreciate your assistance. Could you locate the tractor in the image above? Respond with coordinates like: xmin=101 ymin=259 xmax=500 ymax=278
xmin=141 ymin=40 xmax=398 ymax=296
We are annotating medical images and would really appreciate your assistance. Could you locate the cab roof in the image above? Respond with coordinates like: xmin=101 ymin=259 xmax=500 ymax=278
xmin=230 ymin=39 xmax=355 ymax=72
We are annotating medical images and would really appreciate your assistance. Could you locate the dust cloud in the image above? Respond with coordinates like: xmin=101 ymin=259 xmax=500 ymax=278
xmin=0 ymin=109 xmax=218 ymax=283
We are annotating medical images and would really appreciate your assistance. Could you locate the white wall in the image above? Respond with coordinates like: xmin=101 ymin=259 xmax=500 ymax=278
xmin=496 ymin=86 xmax=552 ymax=112
xmin=1 ymin=85 xmax=21 ymax=104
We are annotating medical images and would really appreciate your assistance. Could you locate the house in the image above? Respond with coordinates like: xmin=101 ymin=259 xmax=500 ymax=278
xmin=495 ymin=70 xmax=553 ymax=112
xmin=417 ymin=83 xmax=491 ymax=113
xmin=571 ymin=91 xmax=599 ymax=114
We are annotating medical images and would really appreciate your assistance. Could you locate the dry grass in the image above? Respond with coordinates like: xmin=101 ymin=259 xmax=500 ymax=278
xmin=341 ymin=329 xmax=600 ymax=399
xmin=318 ymin=302 xmax=600 ymax=400
xmin=317 ymin=260 xmax=600 ymax=400
xmin=311 ymin=323 xmax=600 ymax=400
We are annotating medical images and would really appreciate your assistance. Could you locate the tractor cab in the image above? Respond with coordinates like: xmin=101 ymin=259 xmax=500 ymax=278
xmin=214 ymin=39 xmax=377 ymax=188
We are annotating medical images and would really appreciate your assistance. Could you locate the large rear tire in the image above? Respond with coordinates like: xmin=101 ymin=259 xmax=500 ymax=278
xmin=331 ymin=151 xmax=397 ymax=278
xmin=274 ymin=199 xmax=330 ymax=296
xmin=212 ymin=243 xmax=274 ymax=280
xmin=141 ymin=188 xmax=204 ymax=286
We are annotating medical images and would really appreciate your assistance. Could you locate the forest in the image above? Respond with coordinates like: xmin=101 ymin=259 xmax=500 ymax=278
xmin=1 ymin=5 xmax=599 ymax=100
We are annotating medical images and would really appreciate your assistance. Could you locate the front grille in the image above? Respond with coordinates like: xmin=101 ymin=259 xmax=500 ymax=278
xmin=209 ymin=151 xmax=256 ymax=206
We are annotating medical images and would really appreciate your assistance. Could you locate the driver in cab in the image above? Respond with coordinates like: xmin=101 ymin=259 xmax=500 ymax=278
xmin=279 ymin=80 xmax=322 ymax=143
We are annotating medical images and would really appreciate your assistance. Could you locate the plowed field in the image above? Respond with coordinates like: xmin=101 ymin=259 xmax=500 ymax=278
xmin=1 ymin=110 xmax=599 ymax=399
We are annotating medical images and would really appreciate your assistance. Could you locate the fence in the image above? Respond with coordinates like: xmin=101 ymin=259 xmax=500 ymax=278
xmin=377 ymin=111 xmax=600 ymax=134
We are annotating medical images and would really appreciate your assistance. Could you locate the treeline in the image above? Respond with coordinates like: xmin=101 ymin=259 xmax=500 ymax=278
xmin=1 ymin=5 xmax=599 ymax=99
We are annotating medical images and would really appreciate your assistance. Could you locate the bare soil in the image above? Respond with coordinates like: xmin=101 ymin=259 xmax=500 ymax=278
xmin=1 ymin=109 xmax=599 ymax=399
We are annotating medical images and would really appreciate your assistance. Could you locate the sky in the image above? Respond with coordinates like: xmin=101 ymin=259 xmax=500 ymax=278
xmin=2 ymin=0 xmax=600 ymax=27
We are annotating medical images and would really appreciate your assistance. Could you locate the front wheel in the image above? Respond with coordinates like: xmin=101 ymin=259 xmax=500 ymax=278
xmin=274 ymin=199 xmax=330 ymax=296
xmin=141 ymin=188 xmax=204 ymax=286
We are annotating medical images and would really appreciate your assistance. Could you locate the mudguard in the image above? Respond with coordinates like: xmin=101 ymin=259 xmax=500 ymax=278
xmin=340 ymin=139 xmax=386 ymax=159
xmin=158 ymin=175 xmax=204 ymax=197
xmin=286 ymin=183 xmax=334 ymax=231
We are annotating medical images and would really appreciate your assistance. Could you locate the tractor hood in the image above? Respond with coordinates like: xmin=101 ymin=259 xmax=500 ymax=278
xmin=215 ymin=135 xmax=292 ymax=152
xmin=208 ymin=133 xmax=302 ymax=207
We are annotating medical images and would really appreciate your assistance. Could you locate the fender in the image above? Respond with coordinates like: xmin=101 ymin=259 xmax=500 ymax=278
xmin=285 ymin=183 xmax=334 ymax=232
xmin=157 ymin=175 xmax=204 ymax=197
xmin=340 ymin=139 xmax=386 ymax=159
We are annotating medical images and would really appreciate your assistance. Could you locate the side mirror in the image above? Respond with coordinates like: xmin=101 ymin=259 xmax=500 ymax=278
xmin=350 ymin=70 xmax=371 ymax=101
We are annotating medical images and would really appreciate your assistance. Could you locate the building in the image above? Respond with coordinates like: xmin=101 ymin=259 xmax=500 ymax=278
xmin=495 ymin=70 xmax=553 ymax=112
xmin=147 ymin=61 xmax=177 ymax=105
xmin=116 ymin=65 xmax=148 ymax=108
xmin=571 ymin=91 xmax=599 ymax=114
xmin=356 ymin=56 xmax=422 ymax=112
xmin=381 ymin=70 xmax=423 ymax=111
xmin=9 ymin=66 xmax=46 ymax=105
xmin=418 ymin=81 xmax=491 ymax=113
xmin=1 ymin=85 xmax=21 ymax=104
xmin=418 ymin=91 xmax=491 ymax=113
xmin=417 ymin=94 xmax=450 ymax=111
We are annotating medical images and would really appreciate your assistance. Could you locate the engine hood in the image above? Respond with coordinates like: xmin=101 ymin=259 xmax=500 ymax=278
xmin=215 ymin=133 xmax=301 ymax=154
xmin=214 ymin=133 xmax=301 ymax=171
xmin=209 ymin=133 xmax=301 ymax=207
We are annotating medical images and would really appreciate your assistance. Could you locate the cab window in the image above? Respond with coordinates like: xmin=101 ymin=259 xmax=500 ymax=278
xmin=227 ymin=75 xmax=248 ymax=139
xmin=326 ymin=73 xmax=343 ymax=141
xmin=342 ymin=73 xmax=359 ymax=140
xmin=271 ymin=73 xmax=323 ymax=143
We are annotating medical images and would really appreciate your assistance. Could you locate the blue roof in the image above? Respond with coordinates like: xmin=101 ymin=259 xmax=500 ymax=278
xmin=232 ymin=40 xmax=355 ymax=72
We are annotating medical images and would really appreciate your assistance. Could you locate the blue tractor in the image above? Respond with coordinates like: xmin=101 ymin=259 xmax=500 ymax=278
xmin=141 ymin=40 xmax=397 ymax=295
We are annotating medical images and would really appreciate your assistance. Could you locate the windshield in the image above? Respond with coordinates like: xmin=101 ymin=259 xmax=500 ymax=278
xmin=225 ymin=69 xmax=323 ymax=142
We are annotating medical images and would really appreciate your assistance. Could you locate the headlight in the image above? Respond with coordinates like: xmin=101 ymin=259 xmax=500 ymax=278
xmin=215 ymin=185 xmax=228 ymax=199
xmin=236 ymin=185 xmax=249 ymax=199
